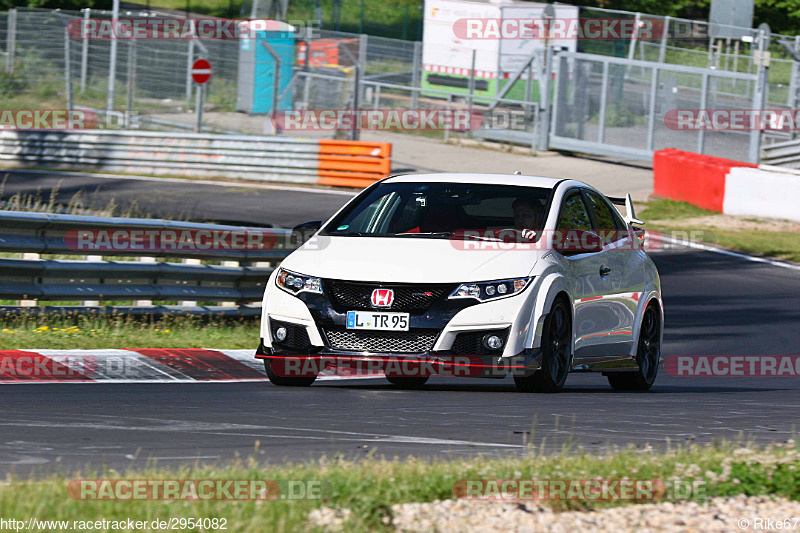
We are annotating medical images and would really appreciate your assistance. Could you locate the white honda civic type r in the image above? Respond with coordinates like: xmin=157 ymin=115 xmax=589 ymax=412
xmin=256 ymin=173 xmax=663 ymax=392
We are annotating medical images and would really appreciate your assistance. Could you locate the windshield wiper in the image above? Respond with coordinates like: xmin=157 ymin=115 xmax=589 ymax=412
xmin=328 ymin=232 xmax=375 ymax=237
xmin=395 ymin=231 xmax=452 ymax=238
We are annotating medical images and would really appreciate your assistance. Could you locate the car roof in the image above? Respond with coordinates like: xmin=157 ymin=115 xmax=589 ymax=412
xmin=383 ymin=173 xmax=569 ymax=189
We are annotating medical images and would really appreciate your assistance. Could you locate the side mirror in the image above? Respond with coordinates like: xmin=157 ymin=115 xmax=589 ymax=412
xmin=553 ymin=229 xmax=604 ymax=256
xmin=291 ymin=220 xmax=323 ymax=246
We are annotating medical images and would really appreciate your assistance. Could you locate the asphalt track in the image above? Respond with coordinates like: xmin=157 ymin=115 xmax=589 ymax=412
xmin=1 ymin=172 xmax=799 ymax=475
xmin=0 ymin=169 xmax=356 ymax=227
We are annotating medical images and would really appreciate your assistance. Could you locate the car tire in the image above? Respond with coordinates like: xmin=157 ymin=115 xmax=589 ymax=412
xmin=386 ymin=376 xmax=429 ymax=388
xmin=514 ymin=298 xmax=572 ymax=393
xmin=257 ymin=345 xmax=316 ymax=387
xmin=607 ymin=304 xmax=661 ymax=391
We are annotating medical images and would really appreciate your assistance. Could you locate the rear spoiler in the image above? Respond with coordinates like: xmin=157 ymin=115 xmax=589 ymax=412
xmin=607 ymin=193 xmax=645 ymax=227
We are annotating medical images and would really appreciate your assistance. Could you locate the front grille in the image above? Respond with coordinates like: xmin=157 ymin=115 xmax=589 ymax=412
xmin=450 ymin=328 xmax=510 ymax=356
xmin=323 ymin=327 xmax=440 ymax=353
xmin=325 ymin=280 xmax=454 ymax=313
xmin=270 ymin=319 xmax=312 ymax=352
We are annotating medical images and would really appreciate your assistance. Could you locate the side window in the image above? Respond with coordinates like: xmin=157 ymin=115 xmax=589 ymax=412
xmin=556 ymin=193 xmax=593 ymax=232
xmin=585 ymin=191 xmax=621 ymax=245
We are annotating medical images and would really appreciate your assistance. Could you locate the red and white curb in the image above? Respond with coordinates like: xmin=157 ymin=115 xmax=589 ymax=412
xmin=0 ymin=349 xmax=380 ymax=384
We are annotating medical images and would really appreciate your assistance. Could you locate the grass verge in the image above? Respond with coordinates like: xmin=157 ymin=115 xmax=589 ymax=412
xmin=0 ymin=441 xmax=797 ymax=532
xmin=0 ymin=314 xmax=258 ymax=350
xmin=639 ymin=199 xmax=800 ymax=264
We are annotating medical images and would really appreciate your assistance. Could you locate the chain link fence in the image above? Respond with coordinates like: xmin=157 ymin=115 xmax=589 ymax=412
xmin=0 ymin=6 xmax=797 ymax=161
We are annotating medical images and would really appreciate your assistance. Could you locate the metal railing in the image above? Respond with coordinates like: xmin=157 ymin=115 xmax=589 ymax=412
xmin=0 ymin=209 xmax=299 ymax=315
xmin=761 ymin=138 xmax=800 ymax=168
xmin=0 ymin=130 xmax=322 ymax=183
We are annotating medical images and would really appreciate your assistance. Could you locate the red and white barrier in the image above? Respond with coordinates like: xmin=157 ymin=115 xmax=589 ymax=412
xmin=654 ymin=149 xmax=800 ymax=222
xmin=0 ymin=349 xmax=377 ymax=383
xmin=723 ymin=165 xmax=800 ymax=222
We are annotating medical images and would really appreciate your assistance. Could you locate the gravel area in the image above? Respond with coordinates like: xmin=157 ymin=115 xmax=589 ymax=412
xmin=309 ymin=495 xmax=800 ymax=532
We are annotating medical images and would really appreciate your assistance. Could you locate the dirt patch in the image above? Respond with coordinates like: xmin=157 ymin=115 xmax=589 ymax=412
xmin=647 ymin=214 xmax=800 ymax=233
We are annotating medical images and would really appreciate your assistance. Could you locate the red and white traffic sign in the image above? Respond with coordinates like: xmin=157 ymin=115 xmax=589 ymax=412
xmin=191 ymin=59 xmax=212 ymax=85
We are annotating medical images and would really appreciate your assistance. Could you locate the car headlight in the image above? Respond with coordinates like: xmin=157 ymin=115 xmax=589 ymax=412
xmin=276 ymin=267 xmax=323 ymax=295
xmin=448 ymin=278 xmax=531 ymax=302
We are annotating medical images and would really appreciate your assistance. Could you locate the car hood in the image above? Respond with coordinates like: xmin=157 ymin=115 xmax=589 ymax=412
xmin=280 ymin=235 xmax=539 ymax=283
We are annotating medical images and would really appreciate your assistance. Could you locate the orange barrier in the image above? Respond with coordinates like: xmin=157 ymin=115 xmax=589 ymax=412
xmin=317 ymin=140 xmax=392 ymax=188
xmin=653 ymin=149 xmax=757 ymax=212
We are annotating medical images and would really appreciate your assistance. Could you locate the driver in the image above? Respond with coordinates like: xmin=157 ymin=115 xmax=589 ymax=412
xmin=512 ymin=197 xmax=543 ymax=239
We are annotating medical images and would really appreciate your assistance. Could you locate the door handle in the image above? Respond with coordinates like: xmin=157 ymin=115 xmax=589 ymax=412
xmin=599 ymin=265 xmax=612 ymax=276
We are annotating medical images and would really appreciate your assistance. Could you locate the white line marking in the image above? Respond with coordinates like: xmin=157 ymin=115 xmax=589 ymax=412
xmin=6 ymin=169 xmax=358 ymax=196
xmin=124 ymin=454 xmax=219 ymax=460
xmin=0 ymin=420 xmax=523 ymax=449
xmin=660 ymin=236 xmax=800 ymax=272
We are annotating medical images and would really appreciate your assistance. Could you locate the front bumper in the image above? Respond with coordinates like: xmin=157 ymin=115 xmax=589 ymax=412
xmin=256 ymin=342 xmax=543 ymax=379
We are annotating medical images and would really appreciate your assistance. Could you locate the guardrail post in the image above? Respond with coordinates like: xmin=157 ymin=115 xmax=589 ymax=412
xmin=135 ymin=257 xmax=156 ymax=306
xmin=82 ymin=255 xmax=103 ymax=306
xmin=180 ymin=258 xmax=202 ymax=306
xmin=220 ymin=260 xmax=239 ymax=307
xmin=5 ymin=8 xmax=15 ymax=74
xmin=18 ymin=252 xmax=38 ymax=307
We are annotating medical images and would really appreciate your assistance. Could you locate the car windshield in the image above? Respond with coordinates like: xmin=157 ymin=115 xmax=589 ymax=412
xmin=321 ymin=182 xmax=552 ymax=239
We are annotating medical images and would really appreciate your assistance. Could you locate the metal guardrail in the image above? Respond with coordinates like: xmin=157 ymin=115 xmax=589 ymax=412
xmin=0 ymin=130 xmax=323 ymax=183
xmin=0 ymin=130 xmax=392 ymax=186
xmin=761 ymin=139 xmax=800 ymax=168
xmin=0 ymin=209 xmax=299 ymax=315
xmin=0 ymin=210 xmax=295 ymax=261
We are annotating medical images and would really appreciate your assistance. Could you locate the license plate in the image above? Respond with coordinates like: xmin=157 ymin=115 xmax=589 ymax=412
xmin=346 ymin=310 xmax=409 ymax=331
